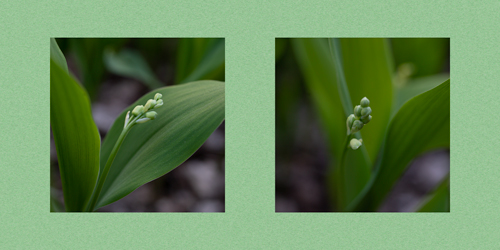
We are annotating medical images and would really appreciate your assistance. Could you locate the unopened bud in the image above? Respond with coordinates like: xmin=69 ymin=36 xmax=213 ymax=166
xmin=354 ymin=105 xmax=362 ymax=118
xmin=349 ymin=138 xmax=363 ymax=150
xmin=145 ymin=111 xmax=157 ymax=120
xmin=346 ymin=114 xmax=355 ymax=135
xmin=360 ymin=97 xmax=370 ymax=107
xmin=361 ymin=107 xmax=372 ymax=119
xmin=154 ymin=93 xmax=162 ymax=101
xmin=361 ymin=115 xmax=372 ymax=124
xmin=154 ymin=99 xmax=163 ymax=108
xmin=144 ymin=99 xmax=156 ymax=112
xmin=351 ymin=120 xmax=364 ymax=133
xmin=132 ymin=105 xmax=144 ymax=116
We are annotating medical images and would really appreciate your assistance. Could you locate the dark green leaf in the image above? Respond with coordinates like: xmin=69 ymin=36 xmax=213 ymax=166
xmin=292 ymin=39 xmax=370 ymax=208
xmin=95 ymin=81 xmax=225 ymax=209
xmin=104 ymin=48 xmax=164 ymax=89
xmin=349 ymin=79 xmax=450 ymax=211
xmin=50 ymin=59 xmax=100 ymax=212
xmin=340 ymin=38 xmax=394 ymax=163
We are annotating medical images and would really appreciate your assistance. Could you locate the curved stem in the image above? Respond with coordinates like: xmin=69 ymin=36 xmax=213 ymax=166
xmin=85 ymin=115 xmax=140 ymax=212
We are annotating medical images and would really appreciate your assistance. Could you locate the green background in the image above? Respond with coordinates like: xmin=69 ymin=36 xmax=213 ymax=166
xmin=0 ymin=0 xmax=498 ymax=248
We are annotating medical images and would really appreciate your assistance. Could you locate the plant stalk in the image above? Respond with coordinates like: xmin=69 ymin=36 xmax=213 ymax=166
xmin=85 ymin=116 xmax=139 ymax=212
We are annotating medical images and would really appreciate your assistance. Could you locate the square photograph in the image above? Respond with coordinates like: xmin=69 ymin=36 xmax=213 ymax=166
xmin=275 ymin=38 xmax=450 ymax=212
xmin=50 ymin=38 xmax=225 ymax=212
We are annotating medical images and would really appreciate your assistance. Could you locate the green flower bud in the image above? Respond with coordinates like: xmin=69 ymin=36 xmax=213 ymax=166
xmin=361 ymin=115 xmax=372 ymax=124
xmin=144 ymin=99 xmax=156 ymax=112
xmin=132 ymin=105 xmax=144 ymax=116
xmin=154 ymin=93 xmax=162 ymax=101
xmin=145 ymin=111 xmax=157 ymax=120
xmin=350 ymin=120 xmax=364 ymax=133
xmin=346 ymin=114 xmax=355 ymax=135
xmin=360 ymin=97 xmax=370 ymax=107
xmin=354 ymin=105 xmax=362 ymax=117
xmin=349 ymin=138 xmax=363 ymax=150
xmin=154 ymin=99 xmax=163 ymax=109
xmin=361 ymin=107 xmax=372 ymax=119
xmin=136 ymin=118 xmax=151 ymax=124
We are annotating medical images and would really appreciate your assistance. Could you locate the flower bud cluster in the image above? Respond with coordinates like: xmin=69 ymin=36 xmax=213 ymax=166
xmin=346 ymin=97 xmax=372 ymax=136
xmin=124 ymin=93 xmax=163 ymax=127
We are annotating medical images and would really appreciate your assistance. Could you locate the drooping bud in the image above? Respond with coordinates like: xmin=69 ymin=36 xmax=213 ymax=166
xmin=154 ymin=99 xmax=163 ymax=109
xmin=360 ymin=97 xmax=370 ymax=107
xmin=361 ymin=107 xmax=372 ymax=119
xmin=350 ymin=120 xmax=364 ymax=134
xmin=144 ymin=99 xmax=156 ymax=112
xmin=361 ymin=115 xmax=372 ymax=124
xmin=132 ymin=105 xmax=144 ymax=116
xmin=354 ymin=105 xmax=362 ymax=118
xmin=154 ymin=93 xmax=162 ymax=101
xmin=145 ymin=111 xmax=157 ymax=120
xmin=136 ymin=118 xmax=151 ymax=124
xmin=349 ymin=138 xmax=363 ymax=150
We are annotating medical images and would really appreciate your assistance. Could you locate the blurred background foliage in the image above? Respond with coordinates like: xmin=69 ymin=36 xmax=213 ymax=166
xmin=51 ymin=38 xmax=225 ymax=212
xmin=275 ymin=38 xmax=449 ymax=212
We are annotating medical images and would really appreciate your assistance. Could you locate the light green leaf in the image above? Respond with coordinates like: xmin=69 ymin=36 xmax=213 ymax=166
xmin=50 ymin=59 xmax=100 ymax=212
xmin=291 ymin=38 xmax=370 ymax=208
xmin=349 ymin=79 xmax=450 ymax=211
xmin=50 ymin=38 xmax=68 ymax=73
xmin=104 ymin=48 xmax=164 ymax=89
xmin=95 ymin=81 xmax=225 ymax=209
xmin=394 ymin=73 xmax=450 ymax=114
xmin=180 ymin=39 xmax=225 ymax=84
xmin=340 ymin=38 xmax=394 ymax=163
xmin=417 ymin=177 xmax=449 ymax=212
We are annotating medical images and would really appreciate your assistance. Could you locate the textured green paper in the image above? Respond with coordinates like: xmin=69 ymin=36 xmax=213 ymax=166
xmin=0 ymin=0 xmax=499 ymax=248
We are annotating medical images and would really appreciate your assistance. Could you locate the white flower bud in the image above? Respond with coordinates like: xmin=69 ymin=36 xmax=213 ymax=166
xmin=145 ymin=111 xmax=157 ymax=120
xmin=349 ymin=138 xmax=363 ymax=150
xmin=346 ymin=114 xmax=355 ymax=135
xmin=144 ymin=99 xmax=156 ymax=112
xmin=154 ymin=99 xmax=163 ymax=108
xmin=154 ymin=93 xmax=162 ymax=101
xmin=132 ymin=105 xmax=144 ymax=116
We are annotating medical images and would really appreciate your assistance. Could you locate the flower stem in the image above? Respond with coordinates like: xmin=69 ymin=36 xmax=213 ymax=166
xmin=85 ymin=115 xmax=139 ymax=212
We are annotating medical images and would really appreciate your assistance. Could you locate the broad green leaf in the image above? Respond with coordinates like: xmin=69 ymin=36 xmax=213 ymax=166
xmin=180 ymin=39 xmax=225 ymax=84
xmin=291 ymin=39 xmax=370 ymax=208
xmin=417 ymin=177 xmax=449 ymax=212
xmin=50 ymin=38 xmax=68 ymax=73
xmin=340 ymin=38 xmax=394 ymax=163
xmin=103 ymin=48 xmax=164 ymax=89
xmin=349 ymin=79 xmax=450 ymax=211
xmin=95 ymin=81 xmax=225 ymax=209
xmin=50 ymin=59 xmax=100 ymax=212
xmin=391 ymin=38 xmax=449 ymax=78
xmin=394 ymin=73 xmax=450 ymax=114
